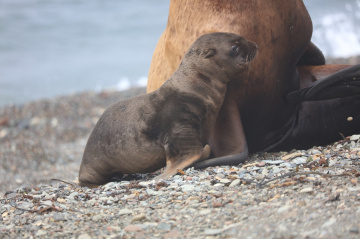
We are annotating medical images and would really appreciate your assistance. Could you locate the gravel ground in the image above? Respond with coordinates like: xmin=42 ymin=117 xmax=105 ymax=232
xmin=1 ymin=58 xmax=360 ymax=238
xmin=0 ymin=87 xmax=147 ymax=196
xmin=1 ymin=133 xmax=359 ymax=238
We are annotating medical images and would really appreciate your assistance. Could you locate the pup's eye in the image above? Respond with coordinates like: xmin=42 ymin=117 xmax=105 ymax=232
xmin=231 ymin=45 xmax=239 ymax=53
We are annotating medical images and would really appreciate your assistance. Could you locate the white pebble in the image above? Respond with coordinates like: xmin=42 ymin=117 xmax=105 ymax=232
xmin=277 ymin=205 xmax=291 ymax=214
xmin=292 ymin=157 xmax=307 ymax=165
xmin=219 ymin=179 xmax=231 ymax=184
xmin=139 ymin=180 xmax=155 ymax=187
xmin=300 ymin=187 xmax=313 ymax=193
xmin=118 ymin=208 xmax=133 ymax=215
xmin=321 ymin=218 xmax=336 ymax=228
xmin=181 ymin=184 xmax=195 ymax=192
xmin=350 ymin=135 xmax=360 ymax=141
xmin=78 ymin=233 xmax=93 ymax=239
xmin=35 ymin=230 xmax=47 ymax=236
xmin=229 ymin=179 xmax=241 ymax=187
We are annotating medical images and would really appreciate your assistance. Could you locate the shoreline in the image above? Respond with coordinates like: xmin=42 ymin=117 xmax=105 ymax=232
xmin=0 ymin=55 xmax=359 ymax=108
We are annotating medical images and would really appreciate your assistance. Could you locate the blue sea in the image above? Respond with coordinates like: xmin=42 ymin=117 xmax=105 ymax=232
xmin=1 ymin=0 xmax=360 ymax=106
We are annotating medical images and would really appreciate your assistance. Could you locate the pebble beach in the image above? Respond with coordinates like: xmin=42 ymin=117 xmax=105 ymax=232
xmin=1 ymin=57 xmax=360 ymax=238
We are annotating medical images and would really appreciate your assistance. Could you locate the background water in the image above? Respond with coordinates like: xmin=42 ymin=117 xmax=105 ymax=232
xmin=1 ymin=0 xmax=360 ymax=106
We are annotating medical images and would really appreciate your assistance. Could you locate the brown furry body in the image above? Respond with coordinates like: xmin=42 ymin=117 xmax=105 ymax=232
xmin=78 ymin=33 xmax=257 ymax=187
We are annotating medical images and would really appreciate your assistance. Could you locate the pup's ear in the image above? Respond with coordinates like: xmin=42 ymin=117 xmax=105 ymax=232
xmin=204 ymin=49 xmax=216 ymax=58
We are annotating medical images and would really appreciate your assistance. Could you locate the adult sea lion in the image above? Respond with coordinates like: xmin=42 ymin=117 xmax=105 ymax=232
xmin=78 ymin=33 xmax=257 ymax=188
xmin=147 ymin=0 xmax=360 ymax=163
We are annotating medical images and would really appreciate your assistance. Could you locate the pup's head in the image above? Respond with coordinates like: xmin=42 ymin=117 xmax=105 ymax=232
xmin=184 ymin=32 xmax=258 ymax=80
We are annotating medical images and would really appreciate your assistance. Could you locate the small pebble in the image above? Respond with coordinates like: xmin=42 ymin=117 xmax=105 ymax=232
xmin=349 ymin=225 xmax=359 ymax=234
xmin=181 ymin=184 xmax=195 ymax=192
xmin=53 ymin=212 xmax=66 ymax=222
xmin=300 ymin=187 xmax=314 ymax=193
xmin=350 ymin=135 xmax=360 ymax=141
xmin=199 ymin=209 xmax=212 ymax=215
xmin=124 ymin=225 xmax=143 ymax=232
xmin=272 ymin=166 xmax=281 ymax=174
xmin=35 ymin=230 xmax=47 ymax=236
xmin=219 ymin=179 xmax=231 ymax=184
xmin=277 ymin=206 xmax=291 ymax=214
xmin=292 ymin=157 xmax=307 ymax=165
xmin=139 ymin=181 xmax=154 ymax=187
xmin=92 ymin=214 xmax=104 ymax=222
xmin=15 ymin=179 xmax=23 ymax=184
xmin=229 ymin=179 xmax=241 ymax=187
xmin=204 ymin=228 xmax=223 ymax=235
xmin=348 ymin=187 xmax=360 ymax=192
xmin=158 ymin=222 xmax=171 ymax=231
xmin=321 ymin=218 xmax=336 ymax=228
xmin=263 ymin=160 xmax=285 ymax=165
xmin=78 ymin=233 xmax=92 ymax=239
xmin=119 ymin=208 xmax=133 ymax=215
xmin=310 ymin=149 xmax=322 ymax=155
xmin=213 ymin=183 xmax=225 ymax=188
xmin=131 ymin=213 xmax=146 ymax=223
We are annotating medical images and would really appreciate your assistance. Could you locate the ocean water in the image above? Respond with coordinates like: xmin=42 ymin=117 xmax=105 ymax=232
xmin=1 ymin=0 xmax=360 ymax=106
xmin=306 ymin=0 xmax=360 ymax=57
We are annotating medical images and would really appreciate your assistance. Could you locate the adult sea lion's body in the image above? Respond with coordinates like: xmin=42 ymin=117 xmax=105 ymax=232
xmin=78 ymin=33 xmax=257 ymax=187
xmin=147 ymin=0 xmax=360 ymax=159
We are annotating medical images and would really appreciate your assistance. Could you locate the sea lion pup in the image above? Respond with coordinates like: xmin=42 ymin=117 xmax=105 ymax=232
xmin=78 ymin=32 xmax=258 ymax=188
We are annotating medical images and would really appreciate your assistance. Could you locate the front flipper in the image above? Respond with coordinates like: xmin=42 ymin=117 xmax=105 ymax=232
xmin=297 ymin=41 xmax=326 ymax=66
xmin=154 ymin=144 xmax=210 ymax=180
xmin=288 ymin=64 xmax=360 ymax=103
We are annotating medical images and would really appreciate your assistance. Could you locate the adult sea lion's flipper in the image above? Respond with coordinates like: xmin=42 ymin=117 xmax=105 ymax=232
xmin=288 ymin=64 xmax=360 ymax=103
xmin=192 ymin=151 xmax=248 ymax=169
xmin=154 ymin=144 xmax=211 ymax=180
xmin=193 ymin=105 xmax=249 ymax=169
xmin=297 ymin=41 xmax=326 ymax=66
